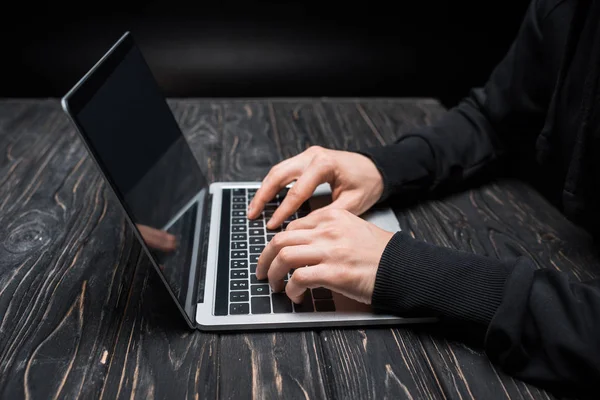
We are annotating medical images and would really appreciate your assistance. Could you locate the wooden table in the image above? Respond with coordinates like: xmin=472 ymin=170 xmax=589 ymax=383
xmin=1 ymin=98 xmax=598 ymax=399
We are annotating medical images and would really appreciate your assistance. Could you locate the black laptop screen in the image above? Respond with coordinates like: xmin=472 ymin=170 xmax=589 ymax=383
xmin=67 ymin=35 xmax=208 ymax=324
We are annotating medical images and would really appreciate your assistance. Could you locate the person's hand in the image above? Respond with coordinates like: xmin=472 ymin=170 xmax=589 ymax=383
xmin=136 ymin=224 xmax=177 ymax=252
xmin=247 ymin=146 xmax=384 ymax=229
xmin=255 ymin=208 xmax=395 ymax=304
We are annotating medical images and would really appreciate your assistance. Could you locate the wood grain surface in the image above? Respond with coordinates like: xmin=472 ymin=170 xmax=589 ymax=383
xmin=1 ymin=98 xmax=597 ymax=400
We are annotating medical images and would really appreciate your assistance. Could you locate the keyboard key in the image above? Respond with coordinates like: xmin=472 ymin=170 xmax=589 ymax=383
xmin=232 ymin=211 xmax=246 ymax=217
xmin=312 ymin=287 xmax=332 ymax=299
xmin=232 ymin=188 xmax=245 ymax=196
xmin=231 ymin=270 xmax=248 ymax=279
xmin=251 ymin=284 xmax=270 ymax=296
xmin=232 ymin=217 xmax=246 ymax=225
xmin=230 ymin=280 xmax=248 ymax=290
xmin=315 ymin=300 xmax=335 ymax=312
xmin=249 ymin=220 xmax=264 ymax=228
xmin=230 ymin=303 xmax=249 ymax=314
xmin=276 ymin=188 xmax=289 ymax=199
xmin=266 ymin=227 xmax=281 ymax=233
xmin=232 ymin=197 xmax=245 ymax=203
xmin=249 ymin=229 xmax=263 ymax=236
xmin=231 ymin=260 xmax=248 ymax=269
xmin=251 ymin=297 xmax=271 ymax=314
xmin=250 ymin=254 xmax=260 ymax=263
xmin=293 ymin=290 xmax=314 ymax=312
xmin=250 ymin=245 xmax=264 ymax=254
xmin=299 ymin=201 xmax=311 ymax=212
xmin=231 ymin=242 xmax=247 ymax=250
xmin=248 ymin=188 xmax=258 ymax=194
xmin=250 ymin=237 xmax=265 ymax=245
xmin=232 ymin=203 xmax=245 ymax=210
xmin=250 ymin=263 xmax=257 ymax=273
xmin=232 ymin=225 xmax=246 ymax=232
xmin=232 ymin=233 xmax=247 ymax=241
xmin=267 ymin=234 xmax=275 ymax=242
xmin=272 ymin=293 xmax=293 ymax=313
xmin=231 ymin=250 xmax=247 ymax=259
xmin=250 ymin=274 xmax=268 ymax=284
xmin=230 ymin=291 xmax=249 ymax=302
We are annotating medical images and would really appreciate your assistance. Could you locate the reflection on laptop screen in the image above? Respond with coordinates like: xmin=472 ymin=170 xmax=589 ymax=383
xmin=69 ymin=37 xmax=208 ymax=322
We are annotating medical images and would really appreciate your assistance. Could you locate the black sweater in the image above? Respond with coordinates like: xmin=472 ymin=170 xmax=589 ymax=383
xmin=360 ymin=0 xmax=600 ymax=396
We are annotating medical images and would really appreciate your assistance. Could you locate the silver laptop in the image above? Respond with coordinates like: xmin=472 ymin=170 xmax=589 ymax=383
xmin=61 ymin=31 xmax=435 ymax=330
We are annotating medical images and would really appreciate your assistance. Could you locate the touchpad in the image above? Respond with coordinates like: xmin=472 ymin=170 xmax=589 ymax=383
xmin=308 ymin=190 xmax=401 ymax=232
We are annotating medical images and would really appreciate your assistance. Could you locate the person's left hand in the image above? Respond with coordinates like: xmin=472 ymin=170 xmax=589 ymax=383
xmin=256 ymin=208 xmax=395 ymax=304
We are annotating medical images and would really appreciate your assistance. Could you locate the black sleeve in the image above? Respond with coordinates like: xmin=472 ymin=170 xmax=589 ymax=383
xmin=372 ymin=232 xmax=600 ymax=397
xmin=358 ymin=0 xmax=561 ymax=202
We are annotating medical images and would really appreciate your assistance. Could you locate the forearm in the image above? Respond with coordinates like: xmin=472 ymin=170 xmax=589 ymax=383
xmin=372 ymin=232 xmax=600 ymax=397
xmin=359 ymin=95 xmax=500 ymax=202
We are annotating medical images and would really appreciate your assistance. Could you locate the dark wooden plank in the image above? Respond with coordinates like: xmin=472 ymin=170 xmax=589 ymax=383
xmin=0 ymin=100 xmax=139 ymax=399
xmin=97 ymin=256 xmax=219 ymax=399
xmin=363 ymin=101 xmax=600 ymax=399
xmin=270 ymin=100 xmax=447 ymax=399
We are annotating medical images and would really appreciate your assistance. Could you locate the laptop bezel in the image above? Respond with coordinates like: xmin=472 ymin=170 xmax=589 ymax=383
xmin=61 ymin=31 xmax=199 ymax=329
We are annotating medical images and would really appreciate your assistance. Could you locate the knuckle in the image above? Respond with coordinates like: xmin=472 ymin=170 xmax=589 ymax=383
xmin=287 ymin=186 xmax=302 ymax=200
xmin=322 ymin=226 xmax=338 ymax=238
xmin=307 ymin=145 xmax=323 ymax=154
xmin=270 ymin=232 xmax=284 ymax=248
xmin=324 ymin=208 xmax=342 ymax=219
xmin=278 ymin=247 xmax=292 ymax=264
xmin=312 ymin=152 xmax=334 ymax=169
xmin=291 ymin=269 xmax=309 ymax=285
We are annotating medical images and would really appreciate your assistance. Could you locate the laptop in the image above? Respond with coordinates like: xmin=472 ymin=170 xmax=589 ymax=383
xmin=61 ymin=31 xmax=436 ymax=330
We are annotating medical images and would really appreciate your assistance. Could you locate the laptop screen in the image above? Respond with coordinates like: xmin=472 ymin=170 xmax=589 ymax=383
xmin=63 ymin=33 xmax=208 ymax=325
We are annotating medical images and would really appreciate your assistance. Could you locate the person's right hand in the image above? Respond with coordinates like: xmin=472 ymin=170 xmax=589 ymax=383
xmin=248 ymin=146 xmax=385 ymax=229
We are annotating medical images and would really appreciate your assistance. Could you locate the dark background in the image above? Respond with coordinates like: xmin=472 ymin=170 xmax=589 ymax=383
xmin=1 ymin=0 xmax=530 ymax=107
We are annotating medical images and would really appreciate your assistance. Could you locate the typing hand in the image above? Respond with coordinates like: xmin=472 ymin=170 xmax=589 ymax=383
xmin=255 ymin=208 xmax=394 ymax=304
xmin=136 ymin=224 xmax=177 ymax=252
xmin=247 ymin=146 xmax=384 ymax=230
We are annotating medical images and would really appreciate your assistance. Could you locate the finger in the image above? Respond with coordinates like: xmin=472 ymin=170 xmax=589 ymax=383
xmin=266 ymin=163 xmax=333 ymax=229
xmin=285 ymin=264 xmax=342 ymax=303
xmin=284 ymin=208 xmax=329 ymax=231
xmin=256 ymin=230 xmax=313 ymax=279
xmin=265 ymin=245 xmax=324 ymax=293
xmin=312 ymin=194 xmax=359 ymax=215
xmin=248 ymin=158 xmax=303 ymax=219
xmin=282 ymin=216 xmax=318 ymax=232
xmin=137 ymin=225 xmax=177 ymax=252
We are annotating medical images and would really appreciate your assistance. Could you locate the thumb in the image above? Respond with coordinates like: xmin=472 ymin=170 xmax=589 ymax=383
xmin=314 ymin=193 xmax=361 ymax=215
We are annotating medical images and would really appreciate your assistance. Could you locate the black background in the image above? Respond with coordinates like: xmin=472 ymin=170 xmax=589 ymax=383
xmin=1 ymin=0 xmax=530 ymax=107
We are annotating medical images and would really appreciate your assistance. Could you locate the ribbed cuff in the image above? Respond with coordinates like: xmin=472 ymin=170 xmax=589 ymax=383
xmin=356 ymin=135 xmax=435 ymax=203
xmin=372 ymin=232 xmax=514 ymax=328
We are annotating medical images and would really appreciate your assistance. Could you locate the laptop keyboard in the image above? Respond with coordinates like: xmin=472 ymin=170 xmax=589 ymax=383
xmin=214 ymin=188 xmax=336 ymax=316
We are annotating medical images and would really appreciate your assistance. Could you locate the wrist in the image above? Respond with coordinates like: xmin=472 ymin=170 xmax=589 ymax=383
xmin=357 ymin=153 xmax=385 ymax=202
